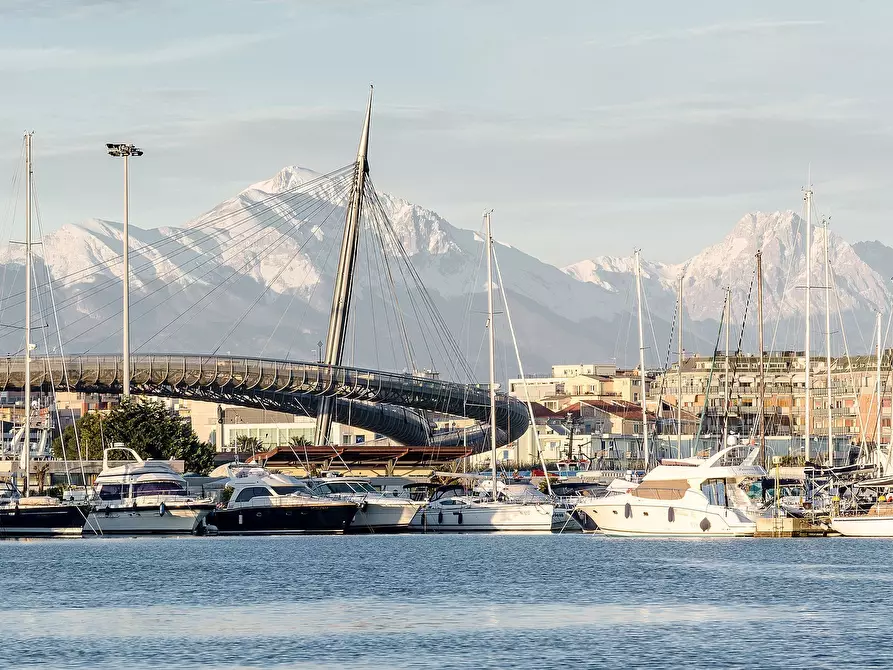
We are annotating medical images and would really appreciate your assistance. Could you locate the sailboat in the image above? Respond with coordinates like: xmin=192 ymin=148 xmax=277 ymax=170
xmin=411 ymin=212 xmax=561 ymax=532
xmin=0 ymin=133 xmax=89 ymax=537
xmin=829 ymin=308 xmax=893 ymax=535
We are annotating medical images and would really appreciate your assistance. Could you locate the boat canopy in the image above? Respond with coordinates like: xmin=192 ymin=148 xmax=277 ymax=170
xmin=632 ymin=479 xmax=689 ymax=500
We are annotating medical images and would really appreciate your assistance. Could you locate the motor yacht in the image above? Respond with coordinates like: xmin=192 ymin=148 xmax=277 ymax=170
xmin=575 ymin=446 xmax=766 ymax=537
xmin=209 ymin=466 xmax=357 ymax=534
xmin=308 ymin=476 xmax=423 ymax=532
xmin=86 ymin=448 xmax=215 ymax=535
xmin=0 ymin=481 xmax=90 ymax=537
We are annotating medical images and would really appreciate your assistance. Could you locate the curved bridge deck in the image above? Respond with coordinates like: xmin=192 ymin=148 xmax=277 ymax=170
xmin=1 ymin=354 xmax=529 ymax=448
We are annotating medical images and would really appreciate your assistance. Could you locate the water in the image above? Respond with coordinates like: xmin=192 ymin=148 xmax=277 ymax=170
xmin=0 ymin=535 xmax=890 ymax=669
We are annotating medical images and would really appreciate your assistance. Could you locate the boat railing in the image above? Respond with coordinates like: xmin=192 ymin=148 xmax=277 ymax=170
xmin=229 ymin=494 xmax=350 ymax=510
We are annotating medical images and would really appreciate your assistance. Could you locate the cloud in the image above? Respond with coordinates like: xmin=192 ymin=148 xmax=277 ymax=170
xmin=601 ymin=19 xmax=825 ymax=49
xmin=0 ymin=0 xmax=145 ymax=18
xmin=0 ymin=32 xmax=270 ymax=71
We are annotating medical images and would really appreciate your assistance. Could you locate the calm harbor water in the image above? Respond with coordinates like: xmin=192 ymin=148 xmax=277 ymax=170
xmin=0 ymin=534 xmax=890 ymax=669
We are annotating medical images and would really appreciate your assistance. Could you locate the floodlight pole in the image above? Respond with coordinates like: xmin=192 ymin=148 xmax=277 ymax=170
xmin=106 ymin=143 xmax=142 ymax=399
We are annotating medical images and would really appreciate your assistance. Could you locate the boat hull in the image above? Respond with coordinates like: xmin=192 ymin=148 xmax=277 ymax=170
xmin=411 ymin=503 xmax=559 ymax=532
xmin=830 ymin=516 xmax=893 ymax=537
xmin=210 ymin=503 xmax=356 ymax=534
xmin=576 ymin=496 xmax=756 ymax=537
xmin=86 ymin=502 xmax=214 ymax=535
xmin=0 ymin=503 xmax=89 ymax=537
xmin=348 ymin=501 xmax=423 ymax=533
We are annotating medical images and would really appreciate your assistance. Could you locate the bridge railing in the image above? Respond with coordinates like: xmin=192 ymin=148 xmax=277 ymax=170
xmin=0 ymin=353 xmax=530 ymax=449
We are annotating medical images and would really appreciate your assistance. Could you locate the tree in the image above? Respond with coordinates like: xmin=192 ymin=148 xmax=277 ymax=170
xmin=52 ymin=397 xmax=217 ymax=475
xmin=234 ymin=434 xmax=263 ymax=455
xmin=289 ymin=435 xmax=311 ymax=447
xmin=53 ymin=412 xmax=106 ymax=461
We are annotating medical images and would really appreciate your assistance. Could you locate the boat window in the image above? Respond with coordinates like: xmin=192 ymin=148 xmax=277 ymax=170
xmin=133 ymin=481 xmax=186 ymax=497
xmin=323 ymin=482 xmax=355 ymax=494
xmin=98 ymin=484 xmax=124 ymax=501
xmin=700 ymin=479 xmax=727 ymax=507
xmin=234 ymin=486 xmax=273 ymax=503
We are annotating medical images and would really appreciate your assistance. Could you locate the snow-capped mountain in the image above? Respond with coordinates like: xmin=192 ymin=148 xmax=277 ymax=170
xmin=0 ymin=166 xmax=679 ymax=380
xmin=3 ymin=170 xmax=889 ymax=381
xmin=565 ymin=211 xmax=892 ymax=353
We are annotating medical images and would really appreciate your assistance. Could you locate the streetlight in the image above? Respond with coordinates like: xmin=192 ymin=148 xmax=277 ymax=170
xmin=106 ymin=143 xmax=143 ymax=399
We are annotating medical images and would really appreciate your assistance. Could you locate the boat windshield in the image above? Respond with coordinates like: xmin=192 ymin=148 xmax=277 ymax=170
xmin=316 ymin=482 xmax=362 ymax=494
xmin=0 ymin=481 xmax=19 ymax=501
xmin=272 ymin=485 xmax=314 ymax=496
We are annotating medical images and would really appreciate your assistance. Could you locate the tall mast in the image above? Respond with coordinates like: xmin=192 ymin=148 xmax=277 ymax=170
xmin=876 ymin=312 xmax=882 ymax=459
xmin=677 ymin=273 xmax=683 ymax=457
xmin=757 ymin=250 xmax=766 ymax=469
xmin=314 ymin=87 xmax=373 ymax=446
xmin=888 ymin=318 xmax=893 ymax=474
xmin=823 ymin=219 xmax=833 ymax=466
xmin=804 ymin=184 xmax=813 ymax=461
xmin=634 ymin=250 xmax=650 ymax=468
xmin=485 ymin=211 xmax=498 ymax=500
xmin=23 ymin=132 xmax=32 ymax=496
xmin=723 ymin=287 xmax=731 ymax=447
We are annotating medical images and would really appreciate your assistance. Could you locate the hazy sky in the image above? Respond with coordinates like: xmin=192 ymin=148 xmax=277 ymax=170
xmin=1 ymin=0 xmax=891 ymax=266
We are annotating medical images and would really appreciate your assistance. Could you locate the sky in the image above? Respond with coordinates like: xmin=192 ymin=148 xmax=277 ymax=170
xmin=1 ymin=0 xmax=892 ymax=266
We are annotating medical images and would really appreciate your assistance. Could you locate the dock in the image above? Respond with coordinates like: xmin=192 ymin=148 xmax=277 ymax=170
xmin=755 ymin=517 xmax=838 ymax=538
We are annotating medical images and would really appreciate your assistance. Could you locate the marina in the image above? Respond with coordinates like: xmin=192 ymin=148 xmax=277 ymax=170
xmin=4 ymin=2 xmax=893 ymax=667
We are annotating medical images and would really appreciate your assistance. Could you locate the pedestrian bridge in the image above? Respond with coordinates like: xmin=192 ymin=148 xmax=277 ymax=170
xmin=0 ymin=354 xmax=529 ymax=448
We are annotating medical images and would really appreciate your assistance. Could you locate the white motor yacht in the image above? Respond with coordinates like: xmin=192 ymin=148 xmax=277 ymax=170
xmin=575 ymin=446 xmax=766 ymax=537
xmin=87 ymin=448 xmax=215 ymax=535
xmin=209 ymin=466 xmax=357 ymax=534
xmin=308 ymin=476 xmax=423 ymax=532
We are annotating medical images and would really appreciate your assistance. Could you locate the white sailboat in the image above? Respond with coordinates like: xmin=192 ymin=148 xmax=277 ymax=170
xmin=830 ymin=312 xmax=893 ymax=536
xmin=411 ymin=212 xmax=560 ymax=532
xmin=0 ymin=133 xmax=90 ymax=537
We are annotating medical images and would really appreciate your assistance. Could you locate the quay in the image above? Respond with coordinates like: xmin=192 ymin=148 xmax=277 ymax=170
xmin=754 ymin=517 xmax=838 ymax=538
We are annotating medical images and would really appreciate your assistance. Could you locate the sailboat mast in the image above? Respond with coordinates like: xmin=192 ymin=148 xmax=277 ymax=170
xmin=634 ymin=250 xmax=650 ymax=468
xmin=757 ymin=250 xmax=766 ymax=469
xmin=23 ymin=132 xmax=32 ymax=496
xmin=804 ymin=185 xmax=813 ymax=461
xmin=485 ymin=211 xmax=498 ymax=500
xmin=677 ymin=273 xmax=683 ymax=457
xmin=823 ymin=219 xmax=833 ymax=466
xmin=723 ymin=287 xmax=731 ymax=447
xmin=876 ymin=312 xmax=882 ymax=459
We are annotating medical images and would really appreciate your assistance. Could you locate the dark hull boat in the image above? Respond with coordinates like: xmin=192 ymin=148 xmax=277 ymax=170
xmin=0 ymin=501 xmax=90 ymax=537
xmin=210 ymin=503 xmax=356 ymax=534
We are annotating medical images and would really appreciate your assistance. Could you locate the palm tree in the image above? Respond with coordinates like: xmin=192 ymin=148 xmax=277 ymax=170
xmin=289 ymin=435 xmax=311 ymax=447
xmin=234 ymin=434 xmax=263 ymax=456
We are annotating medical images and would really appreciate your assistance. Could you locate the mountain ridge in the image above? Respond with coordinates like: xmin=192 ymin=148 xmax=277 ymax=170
xmin=0 ymin=167 xmax=890 ymax=379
